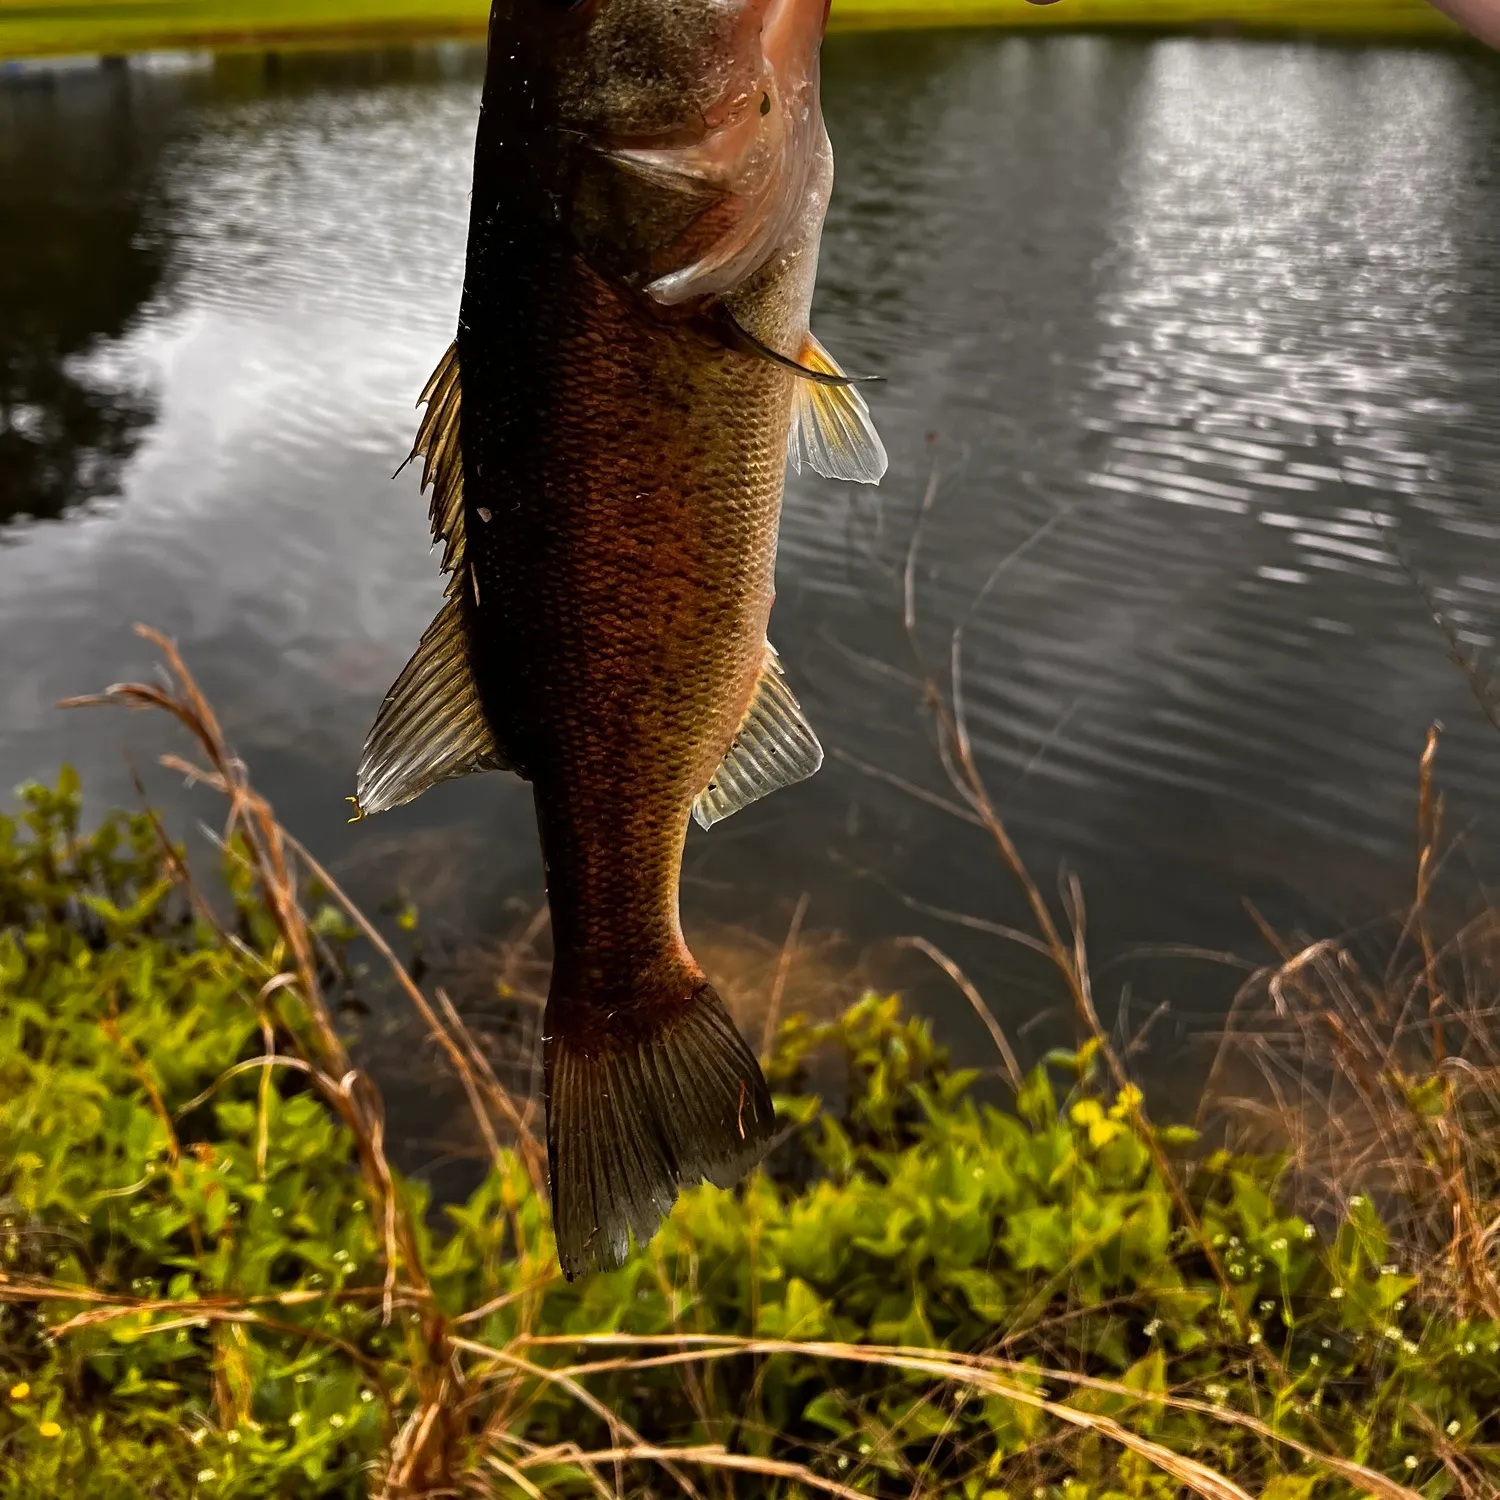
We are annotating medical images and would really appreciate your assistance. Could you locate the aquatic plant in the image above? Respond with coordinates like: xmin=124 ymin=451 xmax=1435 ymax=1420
xmin=2 ymin=632 xmax=1496 ymax=1498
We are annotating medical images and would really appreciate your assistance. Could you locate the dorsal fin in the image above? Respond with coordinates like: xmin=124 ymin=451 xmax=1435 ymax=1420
xmin=692 ymin=644 xmax=823 ymax=831
xmin=354 ymin=597 xmax=509 ymax=818
xmin=787 ymin=332 xmax=889 ymax=486
xmin=353 ymin=343 xmax=511 ymax=820
xmin=408 ymin=341 xmax=467 ymax=590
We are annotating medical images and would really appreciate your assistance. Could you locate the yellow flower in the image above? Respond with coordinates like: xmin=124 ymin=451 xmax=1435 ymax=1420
xmin=1069 ymin=1099 xmax=1104 ymax=1129
xmin=37 ymin=1420 xmax=62 ymax=1439
xmin=9 ymin=1382 xmax=30 ymax=1401
xmin=1069 ymin=1098 xmax=1124 ymax=1147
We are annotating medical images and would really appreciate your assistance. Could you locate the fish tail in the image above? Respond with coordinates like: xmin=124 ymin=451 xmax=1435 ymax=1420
xmin=543 ymin=974 xmax=775 ymax=1280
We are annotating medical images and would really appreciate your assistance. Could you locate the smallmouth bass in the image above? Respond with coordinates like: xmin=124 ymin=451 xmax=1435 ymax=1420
xmin=355 ymin=0 xmax=886 ymax=1279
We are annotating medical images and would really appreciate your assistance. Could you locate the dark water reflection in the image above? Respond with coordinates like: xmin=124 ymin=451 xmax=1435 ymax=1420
xmin=0 ymin=64 xmax=170 ymax=521
xmin=3 ymin=35 xmax=1499 ymax=1087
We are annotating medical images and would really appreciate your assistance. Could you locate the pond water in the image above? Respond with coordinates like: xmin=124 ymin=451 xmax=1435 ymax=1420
xmin=3 ymin=32 xmax=1500 ymax=1087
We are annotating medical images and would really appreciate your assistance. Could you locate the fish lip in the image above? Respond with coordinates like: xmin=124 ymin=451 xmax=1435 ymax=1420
xmin=597 ymin=118 xmax=721 ymax=156
xmin=592 ymin=83 xmax=758 ymax=165
xmin=760 ymin=0 xmax=827 ymax=85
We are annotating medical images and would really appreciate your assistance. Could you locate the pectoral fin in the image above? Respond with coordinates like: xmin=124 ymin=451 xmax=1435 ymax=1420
xmin=693 ymin=644 xmax=823 ymax=831
xmin=788 ymin=332 xmax=889 ymax=485
xmin=354 ymin=597 xmax=509 ymax=818
xmin=709 ymin=305 xmax=877 ymax=389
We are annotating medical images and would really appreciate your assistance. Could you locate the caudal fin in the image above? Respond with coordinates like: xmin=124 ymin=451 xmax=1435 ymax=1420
xmin=543 ymin=982 xmax=775 ymax=1280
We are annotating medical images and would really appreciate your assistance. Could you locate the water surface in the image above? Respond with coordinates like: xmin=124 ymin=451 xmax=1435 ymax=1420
xmin=3 ymin=35 xmax=1499 ymax=1081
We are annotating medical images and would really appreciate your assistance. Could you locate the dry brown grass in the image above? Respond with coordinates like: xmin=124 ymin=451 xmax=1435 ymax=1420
xmin=1201 ymin=726 xmax=1500 ymax=1324
xmin=0 ymin=616 xmax=1430 ymax=1498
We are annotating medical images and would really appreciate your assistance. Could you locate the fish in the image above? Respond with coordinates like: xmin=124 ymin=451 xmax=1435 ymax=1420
xmin=1424 ymin=0 xmax=1500 ymax=46
xmin=353 ymin=0 xmax=886 ymax=1280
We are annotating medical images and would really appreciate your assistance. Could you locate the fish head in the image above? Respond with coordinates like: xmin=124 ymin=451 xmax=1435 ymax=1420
xmin=523 ymin=0 xmax=834 ymax=305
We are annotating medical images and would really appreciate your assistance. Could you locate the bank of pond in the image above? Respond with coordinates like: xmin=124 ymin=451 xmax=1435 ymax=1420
xmin=1 ymin=773 xmax=1497 ymax=1498
xmin=0 ymin=0 xmax=1468 ymax=66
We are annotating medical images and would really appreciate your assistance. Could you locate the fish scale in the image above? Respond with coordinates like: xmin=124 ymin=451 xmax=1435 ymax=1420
xmin=355 ymin=0 xmax=886 ymax=1279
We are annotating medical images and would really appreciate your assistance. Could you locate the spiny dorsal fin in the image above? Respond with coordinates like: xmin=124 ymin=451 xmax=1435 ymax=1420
xmin=354 ymin=596 xmax=509 ymax=818
xmin=693 ymin=644 xmax=823 ymax=831
xmin=788 ymin=332 xmax=889 ymax=486
xmin=409 ymin=340 xmax=467 ymax=589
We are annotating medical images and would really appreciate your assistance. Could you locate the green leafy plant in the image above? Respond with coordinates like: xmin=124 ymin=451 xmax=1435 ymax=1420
xmin=2 ymin=634 xmax=1495 ymax=1499
xmin=0 ymin=774 xmax=1492 ymax=1498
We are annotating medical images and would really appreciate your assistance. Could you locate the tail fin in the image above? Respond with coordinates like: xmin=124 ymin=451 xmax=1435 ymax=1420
xmin=543 ymin=982 xmax=775 ymax=1280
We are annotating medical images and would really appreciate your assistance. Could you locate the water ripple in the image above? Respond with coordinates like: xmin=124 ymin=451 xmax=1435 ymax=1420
xmin=2 ymin=36 xmax=1499 ymax=1041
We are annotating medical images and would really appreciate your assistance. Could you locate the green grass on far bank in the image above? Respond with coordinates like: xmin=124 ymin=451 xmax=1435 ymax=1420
xmin=0 ymin=0 xmax=1464 ymax=65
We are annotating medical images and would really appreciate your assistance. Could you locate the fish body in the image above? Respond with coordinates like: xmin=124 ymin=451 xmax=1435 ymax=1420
xmin=356 ymin=0 xmax=885 ymax=1279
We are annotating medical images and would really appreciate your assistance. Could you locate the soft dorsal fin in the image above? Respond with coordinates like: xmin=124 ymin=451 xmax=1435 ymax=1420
xmin=354 ymin=596 xmax=510 ymax=818
xmin=788 ymin=332 xmax=889 ymax=486
xmin=693 ymin=644 xmax=823 ymax=831
xmin=407 ymin=341 xmax=467 ymax=589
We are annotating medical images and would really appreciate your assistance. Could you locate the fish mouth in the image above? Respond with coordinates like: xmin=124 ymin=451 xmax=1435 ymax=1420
xmin=580 ymin=0 xmax=829 ymax=307
xmin=598 ymin=0 xmax=825 ymax=165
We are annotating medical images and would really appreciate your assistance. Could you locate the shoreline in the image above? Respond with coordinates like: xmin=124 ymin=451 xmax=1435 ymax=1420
xmin=0 ymin=0 xmax=1465 ymax=66
xmin=4 ymin=710 xmax=1496 ymax=1495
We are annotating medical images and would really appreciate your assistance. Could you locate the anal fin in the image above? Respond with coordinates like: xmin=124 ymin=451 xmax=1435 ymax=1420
xmin=693 ymin=643 xmax=823 ymax=831
xmin=354 ymin=597 xmax=509 ymax=817
xmin=788 ymin=332 xmax=889 ymax=486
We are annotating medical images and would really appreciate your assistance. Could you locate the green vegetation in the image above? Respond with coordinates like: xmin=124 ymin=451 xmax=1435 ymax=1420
xmin=0 ymin=0 xmax=1463 ymax=64
xmin=831 ymin=0 xmax=1462 ymax=35
xmin=3 ymin=638 xmax=1498 ymax=1498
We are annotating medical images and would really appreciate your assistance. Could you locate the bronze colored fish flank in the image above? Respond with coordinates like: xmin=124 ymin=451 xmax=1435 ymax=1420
xmin=355 ymin=0 xmax=886 ymax=1280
